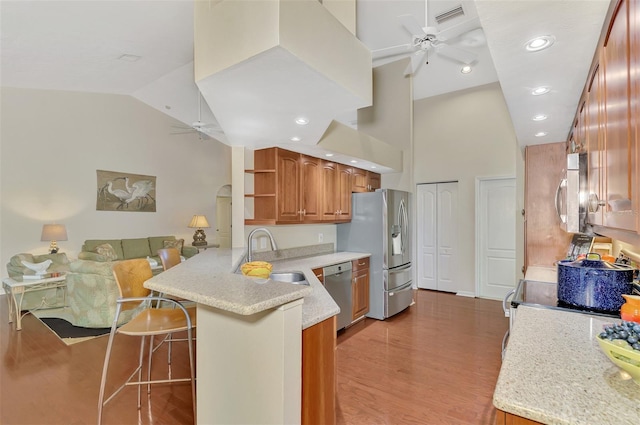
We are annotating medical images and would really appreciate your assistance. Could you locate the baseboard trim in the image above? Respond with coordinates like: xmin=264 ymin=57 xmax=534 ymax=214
xmin=456 ymin=291 xmax=476 ymax=298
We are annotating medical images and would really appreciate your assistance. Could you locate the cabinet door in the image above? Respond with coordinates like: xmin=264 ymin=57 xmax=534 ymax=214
xmin=277 ymin=149 xmax=302 ymax=223
xmin=587 ymin=62 xmax=605 ymax=226
xmin=368 ymin=172 xmax=381 ymax=191
xmin=351 ymin=268 xmax=369 ymax=320
xmin=321 ymin=161 xmax=338 ymax=221
xmin=603 ymin=0 xmax=634 ymax=230
xmin=351 ymin=167 xmax=368 ymax=193
xmin=631 ymin=0 xmax=640 ymax=232
xmin=300 ymin=155 xmax=323 ymax=222
xmin=337 ymin=164 xmax=352 ymax=220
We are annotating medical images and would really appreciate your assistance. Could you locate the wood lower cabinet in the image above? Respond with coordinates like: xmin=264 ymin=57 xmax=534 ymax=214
xmin=351 ymin=257 xmax=370 ymax=321
xmin=302 ymin=316 xmax=336 ymax=425
xmin=312 ymin=267 xmax=323 ymax=283
xmin=495 ymin=409 xmax=543 ymax=425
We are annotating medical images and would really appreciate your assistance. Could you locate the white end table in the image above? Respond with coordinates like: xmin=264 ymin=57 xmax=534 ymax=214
xmin=2 ymin=274 xmax=67 ymax=331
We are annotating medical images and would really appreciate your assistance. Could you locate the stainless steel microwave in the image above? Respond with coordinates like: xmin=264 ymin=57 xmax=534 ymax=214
xmin=555 ymin=153 xmax=587 ymax=233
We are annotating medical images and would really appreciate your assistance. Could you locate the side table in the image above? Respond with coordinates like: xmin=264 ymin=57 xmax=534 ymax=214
xmin=193 ymin=243 xmax=220 ymax=252
xmin=2 ymin=274 xmax=67 ymax=331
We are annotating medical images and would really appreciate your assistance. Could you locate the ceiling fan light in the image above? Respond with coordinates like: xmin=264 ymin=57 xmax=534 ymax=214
xmin=525 ymin=35 xmax=555 ymax=52
xmin=531 ymin=86 xmax=551 ymax=96
xmin=461 ymin=65 xmax=472 ymax=74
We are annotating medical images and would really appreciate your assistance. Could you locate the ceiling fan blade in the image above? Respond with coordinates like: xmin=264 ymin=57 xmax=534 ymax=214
xmin=404 ymin=50 xmax=426 ymax=76
xmin=434 ymin=44 xmax=478 ymax=65
xmin=372 ymin=44 xmax=415 ymax=60
xmin=398 ymin=14 xmax=425 ymax=37
xmin=436 ymin=17 xmax=481 ymax=42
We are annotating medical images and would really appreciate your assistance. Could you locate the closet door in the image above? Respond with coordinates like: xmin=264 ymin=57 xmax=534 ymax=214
xmin=417 ymin=184 xmax=437 ymax=289
xmin=416 ymin=182 xmax=458 ymax=292
xmin=436 ymin=183 xmax=458 ymax=293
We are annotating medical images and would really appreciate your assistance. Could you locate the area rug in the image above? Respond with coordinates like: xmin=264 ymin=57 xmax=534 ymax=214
xmin=36 ymin=316 xmax=110 ymax=346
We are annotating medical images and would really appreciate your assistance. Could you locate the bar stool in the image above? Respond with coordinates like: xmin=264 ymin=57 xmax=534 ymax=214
xmin=97 ymin=259 xmax=196 ymax=424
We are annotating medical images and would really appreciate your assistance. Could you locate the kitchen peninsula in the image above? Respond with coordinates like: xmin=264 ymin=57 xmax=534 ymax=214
xmin=494 ymin=306 xmax=640 ymax=425
xmin=145 ymin=247 xmax=369 ymax=424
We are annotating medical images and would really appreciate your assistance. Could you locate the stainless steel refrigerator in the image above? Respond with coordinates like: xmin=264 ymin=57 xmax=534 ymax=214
xmin=337 ymin=189 xmax=413 ymax=320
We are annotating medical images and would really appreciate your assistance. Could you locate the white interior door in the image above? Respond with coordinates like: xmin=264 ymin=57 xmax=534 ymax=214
xmin=417 ymin=184 xmax=437 ymax=289
xmin=436 ymin=183 xmax=458 ymax=292
xmin=216 ymin=196 xmax=232 ymax=248
xmin=477 ymin=178 xmax=516 ymax=300
xmin=416 ymin=182 xmax=458 ymax=292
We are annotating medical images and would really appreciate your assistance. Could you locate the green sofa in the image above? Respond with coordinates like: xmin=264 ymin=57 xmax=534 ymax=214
xmin=62 ymin=236 xmax=198 ymax=327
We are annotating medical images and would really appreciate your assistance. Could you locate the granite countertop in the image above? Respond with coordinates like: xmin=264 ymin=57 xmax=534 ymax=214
xmin=144 ymin=248 xmax=370 ymax=330
xmin=494 ymin=305 xmax=640 ymax=425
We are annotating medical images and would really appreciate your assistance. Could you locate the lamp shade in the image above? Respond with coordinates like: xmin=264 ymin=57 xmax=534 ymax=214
xmin=41 ymin=224 xmax=68 ymax=241
xmin=188 ymin=215 xmax=210 ymax=229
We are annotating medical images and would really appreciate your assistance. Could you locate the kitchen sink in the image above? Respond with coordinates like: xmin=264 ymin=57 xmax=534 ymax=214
xmin=269 ymin=271 xmax=309 ymax=285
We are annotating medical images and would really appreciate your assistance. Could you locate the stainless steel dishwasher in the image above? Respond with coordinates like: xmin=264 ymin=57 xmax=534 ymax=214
xmin=323 ymin=261 xmax=353 ymax=331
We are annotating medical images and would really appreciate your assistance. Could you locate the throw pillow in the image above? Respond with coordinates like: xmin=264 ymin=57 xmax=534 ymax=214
xmin=93 ymin=243 xmax=118 ymax=261
xmin=163 ymin=238 xmax=184 ymax=254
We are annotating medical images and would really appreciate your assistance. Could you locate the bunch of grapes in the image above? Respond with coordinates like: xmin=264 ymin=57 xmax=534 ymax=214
xmin=599 ymin=321 xmax=640 ymax=351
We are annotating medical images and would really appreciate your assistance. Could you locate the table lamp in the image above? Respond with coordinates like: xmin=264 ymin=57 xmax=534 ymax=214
xmin=41 ymin=224 xmax=68 ymax=254
xmin=188 ymin=215 xmax=210 ymax=246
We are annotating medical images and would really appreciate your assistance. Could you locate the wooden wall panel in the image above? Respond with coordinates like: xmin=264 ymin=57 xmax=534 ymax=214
xmin=525 ymin=143 xmax=574 ymax=268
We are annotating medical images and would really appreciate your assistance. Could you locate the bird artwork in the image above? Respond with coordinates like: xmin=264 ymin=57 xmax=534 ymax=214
xmin=21 ymin=259 xmax=53 ymax=276
xmin=96 ymin=171 xmax=156 ymax=212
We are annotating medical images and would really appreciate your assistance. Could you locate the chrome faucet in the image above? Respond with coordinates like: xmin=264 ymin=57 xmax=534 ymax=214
xmin=247 ymin=228 xmax=278 ymax=263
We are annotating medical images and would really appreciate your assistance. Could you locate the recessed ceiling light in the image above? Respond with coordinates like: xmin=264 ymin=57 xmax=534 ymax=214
xmin=295 ymin=117 xmax=309 ymax=125
xmin=290 ymin=136 xmax=301 ymax=142
xmin=371 ymin=166 xmax=377 ymax=169
xmin=118 ymin=54 xmax=141 ymax=62
xmin=350 ymin=160 xmax=358 ymax=164
xmin=532 ymin=114 xmax=548 ymax=121
xmin=535 ymin=131 xmax=548 ymax=137
xmin=325 ymin=153 xmax=334 ymax=157
xmin=461 ymin=65 xmax=472 ymax=74
xmin=531 ymin=86 xmax=551 ymax=96
xmin=525 ymin=35 xmax=555 ymax=52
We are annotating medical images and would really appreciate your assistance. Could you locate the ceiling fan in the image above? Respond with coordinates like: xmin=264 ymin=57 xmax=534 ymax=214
xmin=171 ymin=92 xmax=224 ymax=141
xmin=373 ymin=6 xmax=482 ymax=76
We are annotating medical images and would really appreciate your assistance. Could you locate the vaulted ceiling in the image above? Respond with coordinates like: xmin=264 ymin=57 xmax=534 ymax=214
xmin=1 ymin=0 xmax=612 ymax=154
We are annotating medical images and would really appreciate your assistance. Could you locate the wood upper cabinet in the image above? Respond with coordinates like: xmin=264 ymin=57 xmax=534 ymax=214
xmin=352 ymin=169 xmax=381 ymax=193
xmin=351 ymin=257 xmax=370 ymax=320
xmin=368 ymin=172 xmax=381 ymax=191
xmin=631 ymin=0 xmax=640 ymax=232
xmin=246 ymin=147 xmax=371 ymax=225
xmin=337 ymin=164 xmax=352 ymax=221
xmin=602 ymin=0 xmax=635 ymax=231
xmin=321 ymin=161 xmax=339 ymax=221
xmin=586 ymin=61 xmax=605 ymax=226
xmin=300 ymin=155 xmax=323 ymax=222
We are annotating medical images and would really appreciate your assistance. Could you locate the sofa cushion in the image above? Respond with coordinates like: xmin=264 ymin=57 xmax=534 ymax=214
xmin=149 ymin=236 xmax=175 ymax=256
xmin=94 ymin=243 xmax=118 ymax=261
xmin=83 ymin=240 xmax=124 ymax=260
xmin=122 ymin=238 xmax=151 ymax=259
xmin=163 ymin=238 xmax=184 ymax=254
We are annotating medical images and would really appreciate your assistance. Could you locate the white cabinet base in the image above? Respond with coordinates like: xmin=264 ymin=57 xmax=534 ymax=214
xmin=196 ymin=299 xmax=303 ymax=424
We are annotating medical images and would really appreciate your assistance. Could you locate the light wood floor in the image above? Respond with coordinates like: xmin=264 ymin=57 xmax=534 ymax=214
xmin=0 ymin=289 xmax=508 ymax=424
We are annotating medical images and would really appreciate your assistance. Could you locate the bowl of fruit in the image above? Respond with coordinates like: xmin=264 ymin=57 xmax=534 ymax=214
xmin=597 ymin=321 xmax=640 ymax=385
xmin=240 ymin=261 xmax=273 ymax=279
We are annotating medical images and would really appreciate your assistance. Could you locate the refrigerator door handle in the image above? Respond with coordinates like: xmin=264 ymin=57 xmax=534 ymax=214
xmin=388 ymin=263 xmax=412 ymax=273
xmin=399 ymin=198 xmax=409 ymax=255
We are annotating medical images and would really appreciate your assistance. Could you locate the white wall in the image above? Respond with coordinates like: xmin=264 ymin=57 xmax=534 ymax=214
xmin=413 ymin=82 xmax=518 ymax=295
xmin=0 ymin=87 xmax=231 ymax=274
